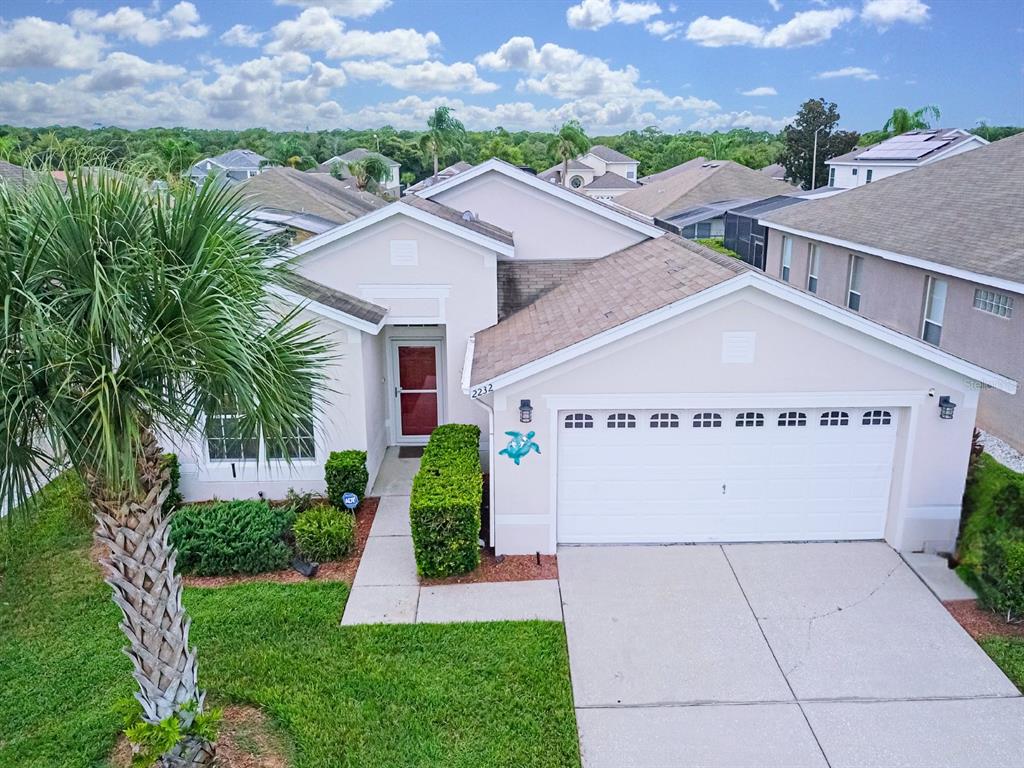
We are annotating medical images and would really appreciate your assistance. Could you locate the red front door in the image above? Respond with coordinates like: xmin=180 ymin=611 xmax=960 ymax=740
xmin=396 ymin=343 xmax=440 ymax=438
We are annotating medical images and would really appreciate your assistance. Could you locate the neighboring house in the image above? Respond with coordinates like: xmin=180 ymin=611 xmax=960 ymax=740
xmin=0 ymin=159 xmax=67 ymax=192
xmin=826 ymin=128 xmax=987 ymax=189
xmin=722 ymin=195 xmax=808 ymax=269
xmin=616 ymin=159 xmax=796 ymax=219
xmin=168 ymin=158 xmax=1014 ymax=561
xmin=311 ymin=148 xmax=401 ymax=195
xmin=188 ymin=149 xmax=269 ymax=189
xmin=237 ymin=167 xmax=384 ymax=228
xmin=656 ymin=197 xmax=757 ymax=240
xmin=404 ymin=161 xmax=474 ymax=195
xmin=539 ymin=145 xmax=642 ymax=199
xmin=761 ymin=133 xmax=1023 ymax=450
xmin=759 ymin=163 xmax=787 ymax=181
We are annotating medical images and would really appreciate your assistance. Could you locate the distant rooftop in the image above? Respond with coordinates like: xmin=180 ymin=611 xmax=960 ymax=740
xmin=828 ymin=129 xmax=982 ymax=164
xmin=586 ymin=145 xmax=637 ymax=164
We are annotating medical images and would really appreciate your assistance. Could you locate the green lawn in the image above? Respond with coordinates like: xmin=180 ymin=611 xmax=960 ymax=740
xmin=695 ymin=237 xmax=739 ymax=258
xmin=0 ymin=474 xmax=580 ymax=768
xmin=980 ymin=637 xmax=1024 ymax=692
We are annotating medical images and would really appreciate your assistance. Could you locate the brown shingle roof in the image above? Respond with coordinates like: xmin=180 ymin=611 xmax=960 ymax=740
xmin=583 ymin=173 xmax=641 ymax=190
xmin=237 ymin=167 xmax=384 ymax=224
xmin=471 ymin=235 xmax=750 ymax=384
xmin=283 ymin=273 xmax=388 ymax=325
xmin=401 ymin=195 xmax=514 ymax=246
xmin=762 ymin=132 xmax=1024 ymax=284
xmin=587 ymin=145 xmax=637 ymax=163
xmin=618 ymin=160 xmax=797 ymax=218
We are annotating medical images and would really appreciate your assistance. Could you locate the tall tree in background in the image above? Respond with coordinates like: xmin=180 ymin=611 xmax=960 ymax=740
xmin=550 ymin=120 xmax=590 ymax=186
xmin=419 ymin=106 xmax=466 ymax=178
xmin=779 ymin=98 xmax=859 ymax=189
xmin=883 ymin=105 xmax=941 ymax=135
xmin=347 ymin=155 xmax=390 ymax=191
xmin=0 ymin=173 xmax=331 ymax=765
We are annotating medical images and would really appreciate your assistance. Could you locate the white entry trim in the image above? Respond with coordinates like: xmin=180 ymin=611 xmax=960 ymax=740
xmin=759 ymin=222 xmax=1024 ymax=295
xmin=387 ymin=337 xmax=446 ymax=446
xmin=465 ymin=272 xmax=1017 ymax=395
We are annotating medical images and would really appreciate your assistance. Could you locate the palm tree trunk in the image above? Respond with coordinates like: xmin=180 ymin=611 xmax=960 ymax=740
xmin=91 ymin=429 xmax=215 ymax=767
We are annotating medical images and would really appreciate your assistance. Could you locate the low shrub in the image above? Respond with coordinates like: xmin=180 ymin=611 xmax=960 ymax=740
xmin=169 ymin=500 xmax=295 ymax=576
xmin=325 ymin=450 xmax=368 ymax=508
xmin=957 ymin=453 xmax=1024 ymax=569
xmin=293 ymin=505 xmax=356 ymax=562
xmin=410 ymin=424 xmax=482 ymax=578
xmin=975 ymin=537 xmax=1024 ymax=621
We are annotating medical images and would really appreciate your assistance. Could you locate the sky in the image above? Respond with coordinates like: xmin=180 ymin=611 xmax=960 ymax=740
xmin=1 ymin=0 xmax=1021 ymax=135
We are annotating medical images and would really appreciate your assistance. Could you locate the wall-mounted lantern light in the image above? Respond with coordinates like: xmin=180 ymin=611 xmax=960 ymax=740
xmin=938 ymin=396 xmax=956 ymax=420
xmin=519 ymin=399 xmax=533 ymax=424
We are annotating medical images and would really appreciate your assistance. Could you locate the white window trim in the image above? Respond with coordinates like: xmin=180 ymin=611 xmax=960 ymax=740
xmin=921 ymin=275 xmax=947 ymax=345
xmin=780 ymin=236 xmax=792 ymax=282
xmin=807 ymin=244 xmax=820 ymax=293
xmin=847 ymin=255 xmax=863 ymax=311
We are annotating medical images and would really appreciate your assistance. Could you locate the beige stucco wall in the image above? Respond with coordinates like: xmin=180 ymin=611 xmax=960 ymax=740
xmin=765 ymin=231 xmax=1023 ymax=448
xmin=428 ymin=170 xmax=649 ymax=261
xmin=485 ymin=286 xmax=980 ymax=555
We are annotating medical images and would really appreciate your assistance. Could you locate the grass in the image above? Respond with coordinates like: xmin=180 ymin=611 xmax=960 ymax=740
xmin=695 ymin=237 xmax=739 ymax=258
xmin=980 ymin=637 xmax=1024 ymax=692
xmin=0 ymin=474 xmax=580 ymax=768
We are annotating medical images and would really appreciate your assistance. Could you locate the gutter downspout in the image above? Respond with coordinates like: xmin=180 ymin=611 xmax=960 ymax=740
xmin=461 ymin=336 xmax=497 ymax=548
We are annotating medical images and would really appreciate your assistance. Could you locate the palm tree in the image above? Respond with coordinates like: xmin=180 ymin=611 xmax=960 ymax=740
xmin=549 ymin=121 xmax=590 ymax=187
xmin=883 ymin=105 xmax=941 ymax=135
xmin=347 ymin=155 xmax=391 ymax=191
xmin=0 ymin=173 xmax=330 ymax=765
xmin=419 ymin=106 xmax=466 ymax=178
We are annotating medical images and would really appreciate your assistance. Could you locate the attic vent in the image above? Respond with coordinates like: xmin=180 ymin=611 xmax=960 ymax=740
xmin=461 ymin=210 xmax=478 ymax=222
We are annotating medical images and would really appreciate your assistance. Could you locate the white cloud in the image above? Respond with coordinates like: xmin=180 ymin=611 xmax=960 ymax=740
xmin=70 ymin=2 xmax=208 ymax=46
xmin=566 ymin=0 xmax=662 ymax=30
xmin=273 ymin=0 xmax=393 ymax=17
xmin=686 ymin=8 xmax=853 ymax=48
xmin=690 ymin=110 xmax=794 ymax=132
xmin=861 ymin=0 xmax=929 ymax=27
xmin=645 ymin=20 xmax=684 ymax=39
xmin=342 ymin=60 xmax=498 ymax=93
xmin=816 ymin=65 xmax=880 ymax=80
xmin=476 ymin=36 xmax=717 ymax=112
xmin=265 ymin=7 xmax=439 ymax=62
xmin=74 ymin=52 xmax=185 ymax=93
xmin=0 ymin=16 xmax=106 ymax=69
xmin=742 ymin=86 xmax=778 ymax=96
xmin=769 ymin=0 xmax=782 ymax=10
xmin=221 ymin=24 xmax=262 ymax=47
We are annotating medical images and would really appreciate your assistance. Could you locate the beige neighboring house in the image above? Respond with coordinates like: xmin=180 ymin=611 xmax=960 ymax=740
xmin=168 ymin=157 xmax=1014 ymax=559
xmin=617 ymin=158 xmax=796 ymax=219
xmin=310 ymin=148 xmax=401 ymax=195
xmin=539 ymin=145 xmax=642 ymax=200
xmin=761 ymin=132 xmax=1023 ymax=450
xmin=826 ymin=128 xmax=987 ymax=190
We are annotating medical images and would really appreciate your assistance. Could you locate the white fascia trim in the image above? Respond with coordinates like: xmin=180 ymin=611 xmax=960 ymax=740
xmin=268 ymin=285 xmax=385 ymax=335
xmin=543 ymin=390 xmax=929 ymax=410
xmin=471 ymin=272 xmax=1017 ymax=395
xmin=288 ymin=202 xmax=514 ymax=258
xmin=758 ymin=221 xmax=1024 ymax=295
xmin=415 ymin=158 xmax=664 ymax=239
xmin=461 ymin=335 xmax=475 ymax=393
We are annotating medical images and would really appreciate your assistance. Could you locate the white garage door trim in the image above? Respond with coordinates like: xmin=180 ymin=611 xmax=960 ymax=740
xmin=550 ymin=395 xmax=907 ymax=546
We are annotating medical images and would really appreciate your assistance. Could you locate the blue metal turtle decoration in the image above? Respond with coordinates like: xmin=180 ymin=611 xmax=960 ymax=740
xmin=499 ymin=430 xmax=541 ymax=465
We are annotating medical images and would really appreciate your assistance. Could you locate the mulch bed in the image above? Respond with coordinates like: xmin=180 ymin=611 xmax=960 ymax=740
xmin=182 ymin=497 xmax=379 ymax=588
xmin=421 ymin=549 xmax=558 ymax=586
xmin=945 ymin=599 xmax=1024 ymax=640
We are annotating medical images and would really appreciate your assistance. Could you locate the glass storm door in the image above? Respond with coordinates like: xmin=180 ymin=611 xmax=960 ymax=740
xmin=394 ymin=342 xmax=441 ymax=440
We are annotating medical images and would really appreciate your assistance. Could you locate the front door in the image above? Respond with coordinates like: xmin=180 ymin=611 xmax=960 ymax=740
xmin=391 ymin=340 xmax=442 ymax=443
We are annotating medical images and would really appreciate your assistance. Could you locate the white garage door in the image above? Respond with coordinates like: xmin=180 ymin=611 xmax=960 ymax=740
xmin=557 ymin=407 xmax=899 ymax=544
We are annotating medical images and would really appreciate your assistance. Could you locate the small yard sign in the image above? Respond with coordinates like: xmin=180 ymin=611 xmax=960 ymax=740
xmin=341 ymin=492 xmax=360 ymax=510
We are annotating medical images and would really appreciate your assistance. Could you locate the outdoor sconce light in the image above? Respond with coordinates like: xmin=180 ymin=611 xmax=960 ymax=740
xmin=519 ymin=399 xmax=533 ymax=423
xmin=938 ymin=396 xmax=956 ymax=420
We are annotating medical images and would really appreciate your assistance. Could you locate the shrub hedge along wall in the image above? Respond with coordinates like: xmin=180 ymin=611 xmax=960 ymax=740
xmin=170 ymin=500 xmax=295 ymax=576
xmin=325 ymin=450 xmax=369 ymax=508
xmin=410 ymin=424 xmax=483 ymax=578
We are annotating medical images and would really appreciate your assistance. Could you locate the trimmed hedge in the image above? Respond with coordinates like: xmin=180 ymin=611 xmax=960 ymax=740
xmin=293 ymin=505 xmax=356 ymax=562
xmin=169 ymin=500 xmax=295 ymax=576
xmin=975 ymin=538 xmax=1024 ymax=620
xmin=410 ymin=424 xmax=483 ymax=578
xmin=325 ymin=450 xmax=368 ymax=508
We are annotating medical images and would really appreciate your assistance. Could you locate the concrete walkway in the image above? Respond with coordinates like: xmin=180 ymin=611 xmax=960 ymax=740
xmin=562 ymin=542 xmax=1023 ymax=768
xmin=341 ymin=448 xmax=562 ymax=626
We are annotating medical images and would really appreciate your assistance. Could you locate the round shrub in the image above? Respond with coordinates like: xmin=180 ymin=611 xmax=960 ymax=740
xmin=293 ymin=505 xmax=356 ymax=562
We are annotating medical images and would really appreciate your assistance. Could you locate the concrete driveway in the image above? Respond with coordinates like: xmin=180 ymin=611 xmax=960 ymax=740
xmin=559 ymin=542 xmax=1023 ymax=768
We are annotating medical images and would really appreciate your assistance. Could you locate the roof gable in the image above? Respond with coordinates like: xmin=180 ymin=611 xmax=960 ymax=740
xmin=415 ymin=158 xmax=663 ymax=238
xmin=586 ymin=145 xmax=637 ymax=163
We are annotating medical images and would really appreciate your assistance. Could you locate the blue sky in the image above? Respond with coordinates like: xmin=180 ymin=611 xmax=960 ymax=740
xmin=1 ymin=0 xmax=1021 ymax=134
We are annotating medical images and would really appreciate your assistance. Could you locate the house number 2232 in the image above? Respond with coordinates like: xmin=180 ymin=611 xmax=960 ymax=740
xmin=471 ymin=383 xmax=493 ymax=398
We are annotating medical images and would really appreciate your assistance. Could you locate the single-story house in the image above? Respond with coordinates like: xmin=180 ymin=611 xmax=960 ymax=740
xmin=188 ymin=149 xmax=269 ymax=189
xmin=170 ymin=158 xmax=1015 ymax=559
xmin=311 ymin=148 xmax=401 ymax=195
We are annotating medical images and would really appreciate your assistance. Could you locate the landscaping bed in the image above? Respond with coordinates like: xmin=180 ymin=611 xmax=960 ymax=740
xmin=421 ymin=550 xmax=558 ymax=586
xmin=183 ymin=497 xmax=379 ymax=588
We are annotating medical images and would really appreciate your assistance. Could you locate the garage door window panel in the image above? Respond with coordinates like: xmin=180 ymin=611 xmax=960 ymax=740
xmin=735 ymin=412 xmax=765 ymax=427
xmin=607 ymin=413 xmax=637 ymax=429
xmin=565 ymin=413 xmax=594 ymax=429
xmin=650 ymin=413 xmax=680 ymax=428
xmin=693 ymin=412 xmax=723 ymax=428
xmin=778 ymin=411 xmax=807 ymax=427
xmin=820 ymin=410 xmax=850 ymax=426
xmin=862 ymin=410 xmax=892 ymax=426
